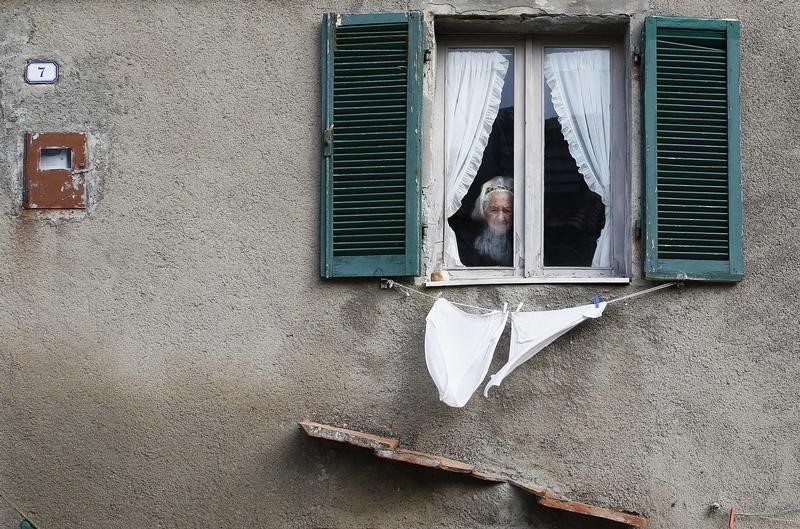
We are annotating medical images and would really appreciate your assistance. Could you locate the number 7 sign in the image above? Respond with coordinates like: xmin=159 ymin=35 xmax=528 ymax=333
xmin=25 ymin=61 xmax=58 ymax=84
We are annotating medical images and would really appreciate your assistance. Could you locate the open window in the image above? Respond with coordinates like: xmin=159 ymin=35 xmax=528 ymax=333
xmin=430 ymin=33 xmax=629 ymax=284
xmin=318 ymin=13 xmax=742 ymax=283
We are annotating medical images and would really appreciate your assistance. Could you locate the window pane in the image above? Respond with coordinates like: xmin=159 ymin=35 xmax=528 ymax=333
xmin=445 ymin=47 xmax=516 ymax=267
xmin=543 ymin=47 xmax=611 ymax=268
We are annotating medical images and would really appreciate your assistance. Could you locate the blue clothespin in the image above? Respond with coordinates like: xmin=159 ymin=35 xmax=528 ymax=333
xmin=593 ymin=293 xmax=600 ymax=308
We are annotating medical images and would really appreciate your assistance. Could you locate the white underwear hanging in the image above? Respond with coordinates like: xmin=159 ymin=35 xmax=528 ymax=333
xmin=425 ymin=298 xmax=508 ymax=408
xmin=483 ymin=302 xmax=607 ymax=396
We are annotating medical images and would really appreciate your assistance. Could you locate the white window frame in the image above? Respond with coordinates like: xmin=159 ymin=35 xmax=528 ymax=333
xmin=426 ymin=33 xmax=630 ymax=286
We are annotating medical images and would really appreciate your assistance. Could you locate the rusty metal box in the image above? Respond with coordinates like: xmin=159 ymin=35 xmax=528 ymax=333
xmin=24 ymin=132 xmax=87 ymax=209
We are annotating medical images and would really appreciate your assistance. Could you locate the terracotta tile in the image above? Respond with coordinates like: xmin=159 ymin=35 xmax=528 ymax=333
xmin=298 ymin=420 xmax=647 ymax=527
xmin=510 ymin=479 xmax=550 ymax=497
xmin=374 ymin=448 xmax=473 ymax=473
xmin=470 ymin=469 xmax=507 ymax=483
xmin=374 ymin=448 xmax=439 ymax=468
xmin=432 ymin=453 xmax=474 ymax=473
xmin=538 ymin=496 xmax=647 ymax=528
xmin=298 ymin=421 xmax=400 ymax=450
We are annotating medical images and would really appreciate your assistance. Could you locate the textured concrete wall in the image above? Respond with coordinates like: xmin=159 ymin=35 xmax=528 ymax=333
xmin=1 ymin=1 xmax=798 ymax=528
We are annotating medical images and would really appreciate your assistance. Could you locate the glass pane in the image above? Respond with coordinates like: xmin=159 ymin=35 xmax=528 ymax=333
xmin=445 ymin=47 xmax=516 ymax=267
xmin=40 ymin=148 xmax=71 ymax=170
xmin=543 ymin=47 xmax=610 ymax=267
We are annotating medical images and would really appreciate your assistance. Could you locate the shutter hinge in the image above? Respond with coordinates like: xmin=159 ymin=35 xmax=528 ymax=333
xmin=633 ymin=46 xmax=641 ymax=66
xmin=323 ymin=123 xmax=334 ymax=157
xmin=424 ymin=49 xmax=432 ymax=63
xmin=332 ymin=14 xmax=341 ymax=51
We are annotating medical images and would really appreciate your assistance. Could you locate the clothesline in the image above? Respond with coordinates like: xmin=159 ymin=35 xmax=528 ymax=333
xmin=606 ymin=282 xmax=677 ymax=304
xmin=720 ymin=503 xmax=800 ymax=528
xmin=384 ymin=279 xmax=679 ymax=312
xmin=737 ymin=506 xmax=800 ymax=526
xmin=416 ymin=280 xmax=679 ymax=407
xmin=738 ymin=506 xmax=800 ymax=519
xmin=386 ymin=280 xmax=497 ymax=312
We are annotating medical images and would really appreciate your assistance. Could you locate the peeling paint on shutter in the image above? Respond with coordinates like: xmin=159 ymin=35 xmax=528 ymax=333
xmin=642 ymin=16 xmax=743 ymax=281
xmin=320 ymin=12 xmax=423 ymax=278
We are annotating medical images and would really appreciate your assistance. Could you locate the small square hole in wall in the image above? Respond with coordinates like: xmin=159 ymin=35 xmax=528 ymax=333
xmin=39 ymin=148 xmax=72 ymax=170
xmin=24 ymin=132 xmax=87 ymax=209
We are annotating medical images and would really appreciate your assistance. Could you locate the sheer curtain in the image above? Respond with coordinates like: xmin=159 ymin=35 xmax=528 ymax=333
xmin=444 ymin=51 xmax=509 ymax=266
xmin=543 ymin=49 xmax=612 ymax=268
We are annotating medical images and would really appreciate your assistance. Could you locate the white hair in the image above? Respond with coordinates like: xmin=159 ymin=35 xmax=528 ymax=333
xmin=471 ymin=176 xmax=514 ymax=222
xmin=473 ymin=228 xmax=512 ymax=265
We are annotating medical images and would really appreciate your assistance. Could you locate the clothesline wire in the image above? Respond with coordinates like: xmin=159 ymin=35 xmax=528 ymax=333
xmin=715 ymin=503 xmax=800 ymax=528
xmin=388 ymin=280 xmax=497 ymax=312
xmin=731 ymin=508 xmax=800 ymax=526
xmin=385 ymin=279 xmax=679 ymax=312
xmin=738 ymin=515 xmax=800 ymax=525
xmin=738 ymin=506 xmax=800 ymax=519
xmin=605 ymin=282 xmax=677 ymax=304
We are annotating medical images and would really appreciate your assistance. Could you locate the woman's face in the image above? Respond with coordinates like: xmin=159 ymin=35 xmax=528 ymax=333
xmin=485 ymin=192 xmax=513 ymax=235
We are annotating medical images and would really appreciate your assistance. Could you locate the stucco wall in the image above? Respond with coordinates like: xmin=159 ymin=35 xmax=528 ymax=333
xmin=1 ymin=1 xmax=798 ymax=528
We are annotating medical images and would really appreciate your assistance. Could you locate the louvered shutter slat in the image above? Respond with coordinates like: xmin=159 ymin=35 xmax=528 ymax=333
xmin=642 ymin=16 xmax=743 ymax=281
xmin=320 ymin=12 xmax=422 ymax=277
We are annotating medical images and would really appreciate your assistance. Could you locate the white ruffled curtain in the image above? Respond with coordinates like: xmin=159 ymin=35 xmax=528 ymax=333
xmin=543 ymin=49 xmax=612 ymax=268
xmin=444 ymin=51 xmax=509 ymax=266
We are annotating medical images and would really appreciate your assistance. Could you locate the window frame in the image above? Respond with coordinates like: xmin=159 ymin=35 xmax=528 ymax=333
xmin=434 ymin=37 xmax=526 ymax=282
xmin=427 ymin=33 xmax=630 ymax=286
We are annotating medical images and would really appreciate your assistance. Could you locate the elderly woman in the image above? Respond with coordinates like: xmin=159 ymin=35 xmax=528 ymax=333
xmin=448 ymin=176 xmax=514 ymax=267
xmin=471 ymin=176 xmax=514 ymax=266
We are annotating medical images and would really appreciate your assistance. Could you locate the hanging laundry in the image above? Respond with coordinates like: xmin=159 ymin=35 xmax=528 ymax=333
xmin=483 ymin=302 xmax=607 ymax=396
xmin=425 ymin=298 xmax=508 ymax=407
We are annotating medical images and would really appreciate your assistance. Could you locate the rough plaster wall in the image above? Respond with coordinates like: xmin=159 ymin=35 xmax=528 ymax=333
xmin=0 ymin=1 xmax=798 ymax=529
xmin=0 ymin=500 xmax=22 ymax=529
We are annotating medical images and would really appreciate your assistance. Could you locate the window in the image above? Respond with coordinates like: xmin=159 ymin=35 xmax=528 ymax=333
xmin=430 ymin=35 xmax=628 ymax=284
xmin=319 ymin=13 xmax=743 ymax=283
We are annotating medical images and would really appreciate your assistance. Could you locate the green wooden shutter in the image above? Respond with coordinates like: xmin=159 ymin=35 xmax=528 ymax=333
xmin=320 ymin=12 xmax=423 ymax=278
xmin=642 ymin=16 xmax=743 ymax=281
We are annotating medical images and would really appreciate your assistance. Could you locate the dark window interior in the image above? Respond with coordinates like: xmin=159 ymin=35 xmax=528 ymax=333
xmin=448 ymin=107 xmax=515 ymax=267
xmin=543 ymin=117 xmax=605 ymax=267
